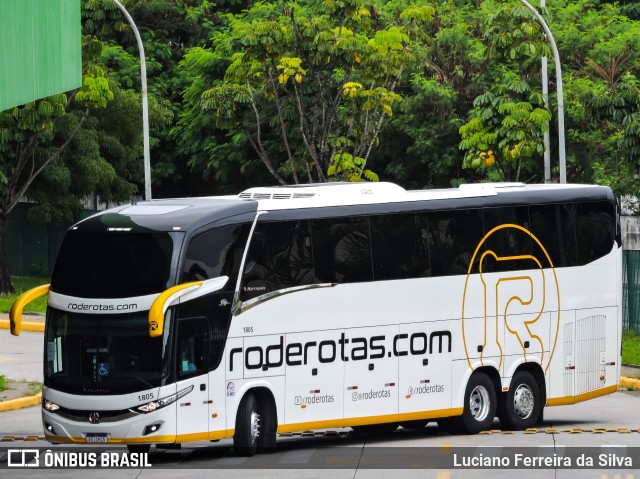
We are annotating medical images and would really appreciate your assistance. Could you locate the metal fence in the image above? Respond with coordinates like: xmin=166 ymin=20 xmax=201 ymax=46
xmin=623 ymin=250 xmax=640 ymax=333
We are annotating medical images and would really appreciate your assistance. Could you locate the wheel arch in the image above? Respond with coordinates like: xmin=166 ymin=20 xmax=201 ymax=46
xmin=228 ymin=381 xmax=279 ymax=434
xmin=474 ymin=365 xmax=502 ymax=399
xmin=250 ymin=386 xmax=278 ymax=424
xmin=513 ymin=362 xmax=547 ymax=406
xmin=454 ymin=362 xmax=502 ymax=410
xmin=234 ymin=385 xmax=278 ymax=436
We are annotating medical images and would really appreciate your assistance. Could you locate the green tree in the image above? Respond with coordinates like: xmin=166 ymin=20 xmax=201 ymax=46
xmin=458 ymin=1 xmax=553 ymax=182
xmin=378 ymin=0 xmax=486 ymax=188
xmin=550 ymin=0 xmax=640 ymax=187
xmin=460 ymin=71 xmax=552 ymax=181
xmin=176 ymin=0 xmax=433 ymax=184
xmin=0 ymin=37 xmax=113 ymax=294
xmin=0 ymin=31 xmax=170 ymax=295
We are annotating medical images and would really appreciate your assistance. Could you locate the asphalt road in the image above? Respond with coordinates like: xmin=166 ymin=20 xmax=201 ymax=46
xmin=0 ymin=329 xmax=43 ymax=383
xmin=2 ymin=330 xmax=640 ymax=478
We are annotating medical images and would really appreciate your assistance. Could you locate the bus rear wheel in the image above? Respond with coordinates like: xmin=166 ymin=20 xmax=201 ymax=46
xmin=452 ymin=372 xmax=497 ymax=434
xmin=498 ymin=370 xmax=541 ymax=430
xmin=234 ymin=392 xmax=260 ymax=456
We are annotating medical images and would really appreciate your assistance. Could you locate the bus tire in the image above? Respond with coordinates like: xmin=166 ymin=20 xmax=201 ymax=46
xmin=234 ymin=392 xmax=260 ymax=456
xmin=498 ymin=370 xmax=541 ymax=430
xmin=455 ymin=372 xmax=497 ymax=434
xmin=537 ymin=406 xmax=545 ymax=425
xmin=256 ymin=401 xmax=277 ymax=452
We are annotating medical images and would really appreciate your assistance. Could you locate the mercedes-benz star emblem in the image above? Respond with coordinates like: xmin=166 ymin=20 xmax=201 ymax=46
xmin=89 ymin=412 xmax=101 ymax=424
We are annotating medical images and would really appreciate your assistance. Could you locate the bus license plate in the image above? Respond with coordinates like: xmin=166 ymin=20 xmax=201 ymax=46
xmin=86 ymin=433 xmax=108 ymax=443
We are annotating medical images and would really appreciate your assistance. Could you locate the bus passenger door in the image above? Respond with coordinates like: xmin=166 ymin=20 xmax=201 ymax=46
xmin=174 ymin=316 xmax=210 ymax=440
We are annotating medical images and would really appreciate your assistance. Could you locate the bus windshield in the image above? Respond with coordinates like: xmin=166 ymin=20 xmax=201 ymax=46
xmin=51 ymin=230 xmax=183 ymax=299
xmin=44 ymin=309 xmax=172 ymax=395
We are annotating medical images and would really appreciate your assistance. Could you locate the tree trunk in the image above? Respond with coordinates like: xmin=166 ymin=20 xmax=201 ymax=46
xmin=0 ymin=214 xmax=16 ymax=296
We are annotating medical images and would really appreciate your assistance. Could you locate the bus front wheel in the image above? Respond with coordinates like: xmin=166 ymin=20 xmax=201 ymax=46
xmin=453 ymin=372 xmax=497 ymax=434
xmin=498 ymin=370 xmax=541 ymax=430
xmin=234 ymin=392 xmax=260 ymax=456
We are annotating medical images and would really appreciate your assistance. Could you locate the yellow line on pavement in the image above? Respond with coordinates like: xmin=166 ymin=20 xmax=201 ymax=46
xmin=0 ymin=319 xmax=44 ymax=333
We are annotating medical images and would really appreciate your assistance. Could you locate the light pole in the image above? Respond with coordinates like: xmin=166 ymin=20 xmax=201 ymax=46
xmin=540 ymin=0 xmax=551 ymax=183
xmin=520 ymin=0 xmax=566 ymax=184
xmin=109 ymin=0 xmax=152 ymax=200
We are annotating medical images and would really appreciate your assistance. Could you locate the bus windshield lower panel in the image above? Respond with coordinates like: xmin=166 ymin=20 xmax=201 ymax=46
xmin=44 ymin=309 xmax=171 ymax=395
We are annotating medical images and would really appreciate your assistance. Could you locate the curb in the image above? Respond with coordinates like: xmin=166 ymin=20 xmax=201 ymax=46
xmin=0 ymin=319 xmax=44 ymax=333
xmin=620 ymin=376 xmax=640 ymax=390
xmin=0 ymin=392 xmax=42 ymax=412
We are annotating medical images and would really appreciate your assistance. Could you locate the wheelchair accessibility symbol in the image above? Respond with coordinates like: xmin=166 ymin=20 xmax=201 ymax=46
xmin=461 ymin=224 xmax=561 ymax=374
xmin=98 ymin=363 xmax=110 ymax=377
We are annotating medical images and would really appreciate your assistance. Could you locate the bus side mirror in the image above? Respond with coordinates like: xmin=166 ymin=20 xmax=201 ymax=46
xmin=148 ymin=276 xmax=229 ymax=338
xmin=9 ymin=284 xmax=50 ymax=336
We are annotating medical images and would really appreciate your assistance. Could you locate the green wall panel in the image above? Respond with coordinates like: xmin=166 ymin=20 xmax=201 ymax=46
xmin=0 ymin=0 xmax=81 ymax=111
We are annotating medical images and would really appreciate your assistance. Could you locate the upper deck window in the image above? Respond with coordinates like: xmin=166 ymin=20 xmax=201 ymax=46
xmin=51 ymin=230 xmax=182 ymax=298
xmin=241 ymin=221 xmax=315 ymax=300
xmin=181 ymin=223 xmax=251 ymax=290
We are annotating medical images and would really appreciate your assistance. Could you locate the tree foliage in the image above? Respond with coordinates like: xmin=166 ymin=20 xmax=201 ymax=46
xmin=78 ymin=0 xmax=640 ymax=193
xmin=175 ymin=0 xmax=434 ymax=184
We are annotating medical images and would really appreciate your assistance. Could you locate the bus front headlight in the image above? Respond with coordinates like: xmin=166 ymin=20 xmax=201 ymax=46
xmin=136 ymin=385 xmax=193 ymax=413
xmin=44 ymin=400 xmax=60 ymax=412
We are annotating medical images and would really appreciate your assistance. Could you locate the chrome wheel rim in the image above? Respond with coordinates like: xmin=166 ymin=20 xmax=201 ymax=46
xmin=469 ymin=385 xmax=490 ymax=422
xmin=250 ymin=411 xmax=261 ymax=441
xmin=513 ymin=384 xmax=535 ymax=419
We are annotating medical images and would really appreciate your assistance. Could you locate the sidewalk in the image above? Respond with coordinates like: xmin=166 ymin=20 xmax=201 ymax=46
xmin=0 ymin=319 xmax=44 ymax=411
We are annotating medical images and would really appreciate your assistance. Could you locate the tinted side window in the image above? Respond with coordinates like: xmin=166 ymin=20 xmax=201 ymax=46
xmin=370 ymin=213 xmax=430 ymax=280
xmin=177 ymin=292 xmax=233 ymax=371
xmin=241 ymin=221 xmax=315 ymax=300
xmin=575 ymin=201 xmax=615 ymax=264
xmin=311 ymin=216 xmax=373 ymax=283
xmin=482 ymin=206 xmax=532 ymax=273
xmin=428 ymin=209 xmax=484 ymax=276
xmin=529 ymin=203 xmax=578 ymax=267
xmin=176 ymin=317 xmax=209 ymax=378
xmin=182 ymin=223 xmax=251 ymax=290
xmin=52 ymin=231 xmax=179 ymax=298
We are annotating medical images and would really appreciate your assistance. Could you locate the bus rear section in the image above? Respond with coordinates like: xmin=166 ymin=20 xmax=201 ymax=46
xmin=224 ymin=183 xmax=621 ymax=449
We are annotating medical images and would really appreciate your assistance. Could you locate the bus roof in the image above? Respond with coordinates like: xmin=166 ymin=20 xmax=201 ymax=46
xmin=72 ymin=182 xmax=615 ymax=233
xmin=74 ymin=197 xmax=257 ymax=233
xmin=238 ymin=182 xmax=615 ymax=212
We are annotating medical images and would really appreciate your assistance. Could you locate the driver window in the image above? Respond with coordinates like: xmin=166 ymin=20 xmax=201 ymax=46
xmin=176 ymin=317 xmax=208 ymax=378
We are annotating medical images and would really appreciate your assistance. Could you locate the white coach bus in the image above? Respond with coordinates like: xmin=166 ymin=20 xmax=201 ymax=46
xmin=10 ymin=182 xmax=621 ymax=455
